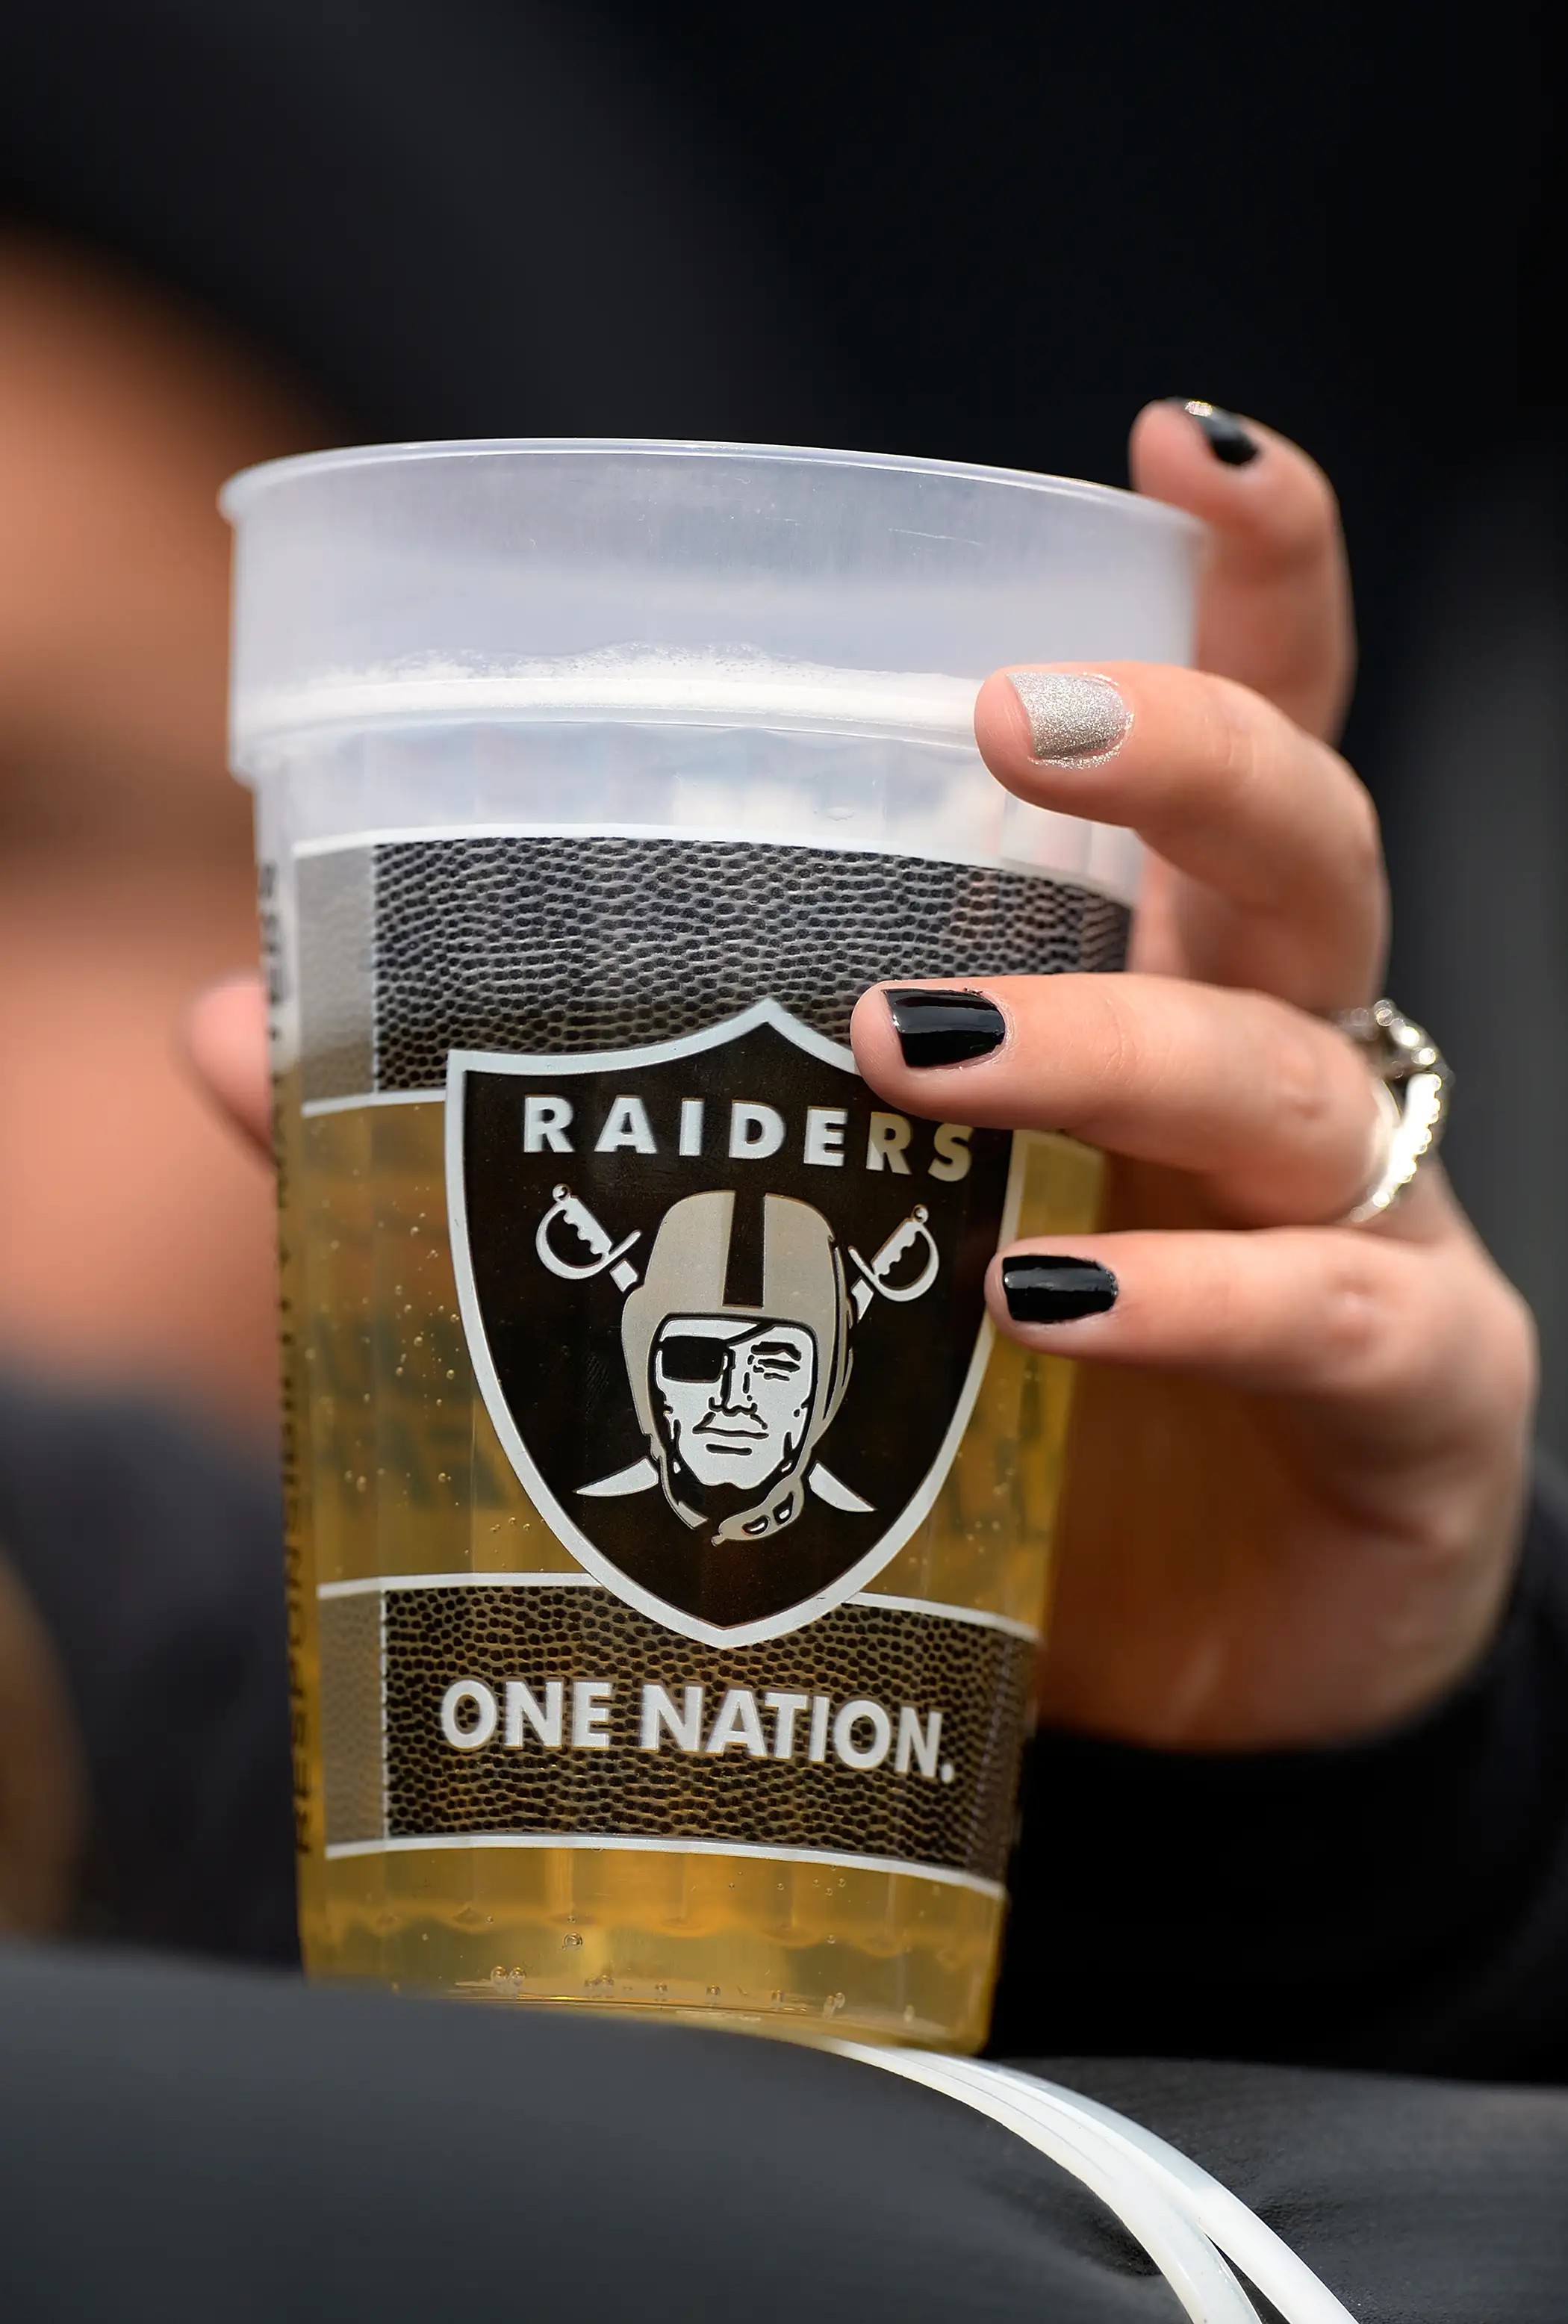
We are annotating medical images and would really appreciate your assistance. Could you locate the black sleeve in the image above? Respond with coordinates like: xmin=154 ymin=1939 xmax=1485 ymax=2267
xmin=4 ymin=1946 xmax=1568 ymax=2324
xmin=991 ymin=1460 xmax=1568 ymax=2082
xmin=0 ymin=1375 xmax=297 ymax=1966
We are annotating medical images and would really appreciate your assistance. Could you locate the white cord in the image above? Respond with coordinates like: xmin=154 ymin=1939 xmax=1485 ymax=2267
xmin=829 ymin=2042 xmax=1357 ymax=2324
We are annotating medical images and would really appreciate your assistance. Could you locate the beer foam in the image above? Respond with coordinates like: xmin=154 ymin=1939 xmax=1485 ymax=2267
xmin=235 ymin=645 xmax=983 ymax=747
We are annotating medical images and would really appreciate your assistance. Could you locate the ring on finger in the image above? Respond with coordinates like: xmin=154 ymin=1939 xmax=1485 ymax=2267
xmin=1332 ymin=999 xmax=1452 ymax=1225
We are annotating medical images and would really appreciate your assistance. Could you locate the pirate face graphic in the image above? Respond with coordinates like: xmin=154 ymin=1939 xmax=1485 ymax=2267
xmin=612 ymin=1190 xmax=856 ymax=1543
xmin=651 ymin=1320 xmax=815 ymax=1494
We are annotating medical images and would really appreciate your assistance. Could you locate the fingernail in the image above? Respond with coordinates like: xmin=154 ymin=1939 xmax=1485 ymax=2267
xmin=885 ymin=987 xmax=1006 ymax=1067
xmin=1170 ymin=399 xmax=1260 ymax=467
xmin=1006 ymin=671 xmax=1131 ymax=765
xmin=1001 ymin=1255 xmax=1119 ymax=1323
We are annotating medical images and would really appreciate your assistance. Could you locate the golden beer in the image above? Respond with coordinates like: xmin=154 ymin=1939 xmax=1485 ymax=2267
xmin=278 ymin=1076 xmax=1097 ymax=2049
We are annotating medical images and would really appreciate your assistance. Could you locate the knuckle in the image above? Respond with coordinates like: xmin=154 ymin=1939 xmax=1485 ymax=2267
xmin=1269 ymin=487 xmax=1342 ymax=577
xmin=1195 ymin=676 xmax=1267 ymax=810
xmin=1199 ymin=1253 xmax=1253 ymax=1356
xmin=1283 ymin=450 xmax=1345 ymax=557
xmin=1313 ymin=1245 xmax=1396 ymax=1378
xmin=1472 ymin=1273 xmax=1540 ymax=1423
xmin=1071 ymin=976 xmax=1150 ymax=1103
xmin=1315 ymin=1241 xmax=1539 ymax=1423
xmin=1505 ymin=1280 xmax=1541 ymax=1398
xmin=1336 ymin=773 xmax=1385 ymax=897
xmin=1257 ymin=1004 xmax=1347 ymax=1152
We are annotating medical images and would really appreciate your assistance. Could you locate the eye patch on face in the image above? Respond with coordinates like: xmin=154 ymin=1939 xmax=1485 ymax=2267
xmin=656 ymin=1336 xmax=732 ymax=1385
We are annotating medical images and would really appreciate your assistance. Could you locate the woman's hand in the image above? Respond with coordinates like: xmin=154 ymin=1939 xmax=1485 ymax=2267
xmin=850 ymin=403 xmax=1536 ymax=1750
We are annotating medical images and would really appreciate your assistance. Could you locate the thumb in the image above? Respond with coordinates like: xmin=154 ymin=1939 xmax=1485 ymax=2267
xmin=180 ymin=973 xmax=273 ymax=1155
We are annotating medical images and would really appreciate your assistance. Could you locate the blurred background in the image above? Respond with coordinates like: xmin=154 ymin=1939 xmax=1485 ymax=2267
xmin=1 ymin=0 xmax=1563 ymax=1447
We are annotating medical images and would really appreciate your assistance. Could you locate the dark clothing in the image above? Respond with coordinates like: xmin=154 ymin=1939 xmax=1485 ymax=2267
xmin=2 ymin=1944 xmax=1567 ymax=2323
xmin=0 ymin=1376 xmax=296 ymax=1966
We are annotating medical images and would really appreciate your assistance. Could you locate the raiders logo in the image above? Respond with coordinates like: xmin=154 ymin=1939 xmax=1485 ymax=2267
xmin=447 ymin=1001 xmax=1021 ymax=1645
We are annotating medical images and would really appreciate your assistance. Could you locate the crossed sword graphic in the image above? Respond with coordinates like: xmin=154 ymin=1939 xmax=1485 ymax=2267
xmin=535 ymin=1184 xmax=941 ymax=1316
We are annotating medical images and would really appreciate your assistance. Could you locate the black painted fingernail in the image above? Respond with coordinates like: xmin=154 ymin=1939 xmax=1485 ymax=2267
xmin=885 ymin=987 xmax=1006 ymax=1067
xmin=1169 ymin=399 xmax=1260 ymax=467
xmin=1001 ymin=1255 xmax=1119 ymax=1323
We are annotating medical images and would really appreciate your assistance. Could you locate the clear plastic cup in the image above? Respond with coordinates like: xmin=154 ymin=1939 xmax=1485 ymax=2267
xmin=223 ymin=440 xmax=1198 ymax=2049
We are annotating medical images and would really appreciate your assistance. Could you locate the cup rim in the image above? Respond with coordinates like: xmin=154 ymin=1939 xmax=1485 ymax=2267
xmin=220 ymin=435 xmax=1202 ymax=535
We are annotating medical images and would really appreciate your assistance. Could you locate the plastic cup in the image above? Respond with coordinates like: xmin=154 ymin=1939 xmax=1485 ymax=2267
xmin=223 ymin=439 xmax=1198 ymax=2049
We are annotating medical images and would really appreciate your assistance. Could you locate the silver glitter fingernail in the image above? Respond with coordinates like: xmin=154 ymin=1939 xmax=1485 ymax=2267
xmin=1007 ymin=671 xmax=1131 ymax=765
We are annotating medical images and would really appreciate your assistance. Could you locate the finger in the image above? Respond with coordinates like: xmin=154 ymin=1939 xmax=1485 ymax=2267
xmin=180 ymin=972 xmax=271 ymax=1153
xmin=1129 ymin=400 xmax=1354 ymax=743
xmin=971 ymin=664 xmax=1385 ymax=1010
xmin=853 ymin=975 xmax=1389 ymax=1226
xmin=986 ymin=1225 xmax=1531 ymax=1446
